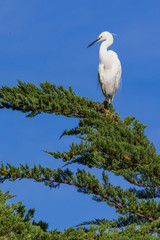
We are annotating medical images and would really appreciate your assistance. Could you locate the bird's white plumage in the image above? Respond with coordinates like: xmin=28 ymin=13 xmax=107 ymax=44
xmin=88 ymin=31 xmax=122 ymax=104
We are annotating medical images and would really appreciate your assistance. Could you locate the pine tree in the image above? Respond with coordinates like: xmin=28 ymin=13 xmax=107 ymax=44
xmin=0 ymin=81 xmax=160 ymax=239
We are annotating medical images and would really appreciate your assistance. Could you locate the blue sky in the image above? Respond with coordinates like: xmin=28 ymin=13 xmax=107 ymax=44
xmin=0 ymin=0 xmax=160 ymax=231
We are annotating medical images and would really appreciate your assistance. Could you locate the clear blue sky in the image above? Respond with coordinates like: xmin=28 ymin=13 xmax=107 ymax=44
xmin=0 ymin=0 xmax=160 ymax=231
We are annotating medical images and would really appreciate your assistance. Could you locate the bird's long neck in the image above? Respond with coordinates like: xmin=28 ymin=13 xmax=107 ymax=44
xmin=99 ymin=41 xmax=112 ymax=62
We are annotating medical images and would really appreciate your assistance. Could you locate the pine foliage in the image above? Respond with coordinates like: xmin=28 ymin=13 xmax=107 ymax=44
xmin=0 ymin=81 xmax=160 ymax=239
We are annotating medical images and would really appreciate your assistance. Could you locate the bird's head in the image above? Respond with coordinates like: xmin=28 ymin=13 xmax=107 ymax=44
xmin=87 ymin=31 xmax=115 ymax=48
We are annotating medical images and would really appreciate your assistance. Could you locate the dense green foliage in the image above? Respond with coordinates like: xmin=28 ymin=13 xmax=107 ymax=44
xmin=0 ymin=81 xmax=160 ymax=239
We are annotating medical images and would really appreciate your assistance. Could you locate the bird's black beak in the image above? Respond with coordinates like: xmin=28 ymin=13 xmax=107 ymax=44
xmin=87 ymin=37 xmax=101 ymax=48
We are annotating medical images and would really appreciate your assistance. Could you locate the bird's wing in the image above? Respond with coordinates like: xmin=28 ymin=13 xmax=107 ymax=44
xmin=113 ymin=59 xmax=122 ymax=95
xmin=98 ymin=63 xmax=106 ymax=95
xmin=98 ymin=64 xmax=104 ymax=83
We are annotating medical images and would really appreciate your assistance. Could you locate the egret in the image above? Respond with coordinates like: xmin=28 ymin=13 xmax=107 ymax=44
xmin=87 ymin=31 xmax=122 ymax=105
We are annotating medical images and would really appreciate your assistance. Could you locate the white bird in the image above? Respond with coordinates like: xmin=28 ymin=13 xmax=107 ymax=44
xmin=87 ymin=31 xmax=122 ymax=105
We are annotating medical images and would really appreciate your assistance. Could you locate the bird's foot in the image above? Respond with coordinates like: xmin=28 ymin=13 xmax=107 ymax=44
xmin=105 ymin=109 xmax=112 ymax=115
xmin=104 ymin=108 xmax=119 ymax=122
xmin=93 ymin=101 xmax=119 ymax=121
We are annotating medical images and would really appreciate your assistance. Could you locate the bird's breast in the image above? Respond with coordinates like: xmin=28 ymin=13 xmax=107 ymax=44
xmin=99 ymin=52 xmax=115 ymax=70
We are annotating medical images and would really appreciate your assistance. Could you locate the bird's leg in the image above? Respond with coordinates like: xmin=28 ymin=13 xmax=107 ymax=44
xmin=104 ymin=103 xmax=113 ymax=115
xmin=94 ymin=100 xmax=119 ymax=121
xmin=108 ymin=103 xmax=114 ymax=113
xmin=102 ymin=99 xmax=112 ymax=115
xmin=102 ymin=99 xmax=119 ymax=121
